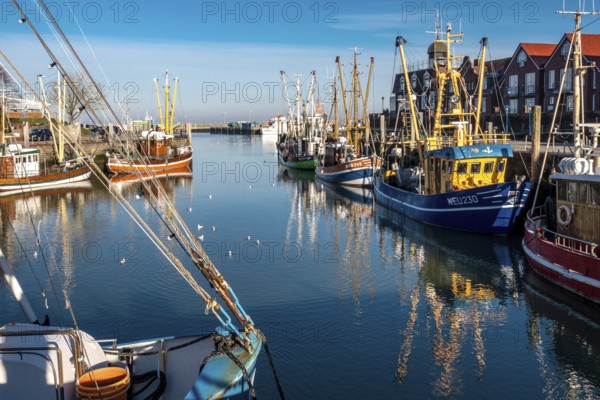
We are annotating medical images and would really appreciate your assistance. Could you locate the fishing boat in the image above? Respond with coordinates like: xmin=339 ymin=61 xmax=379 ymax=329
xmin=0 ymin=60 xmax=91 ymax=194
xmin=260 ymin=114 xmax=288 ymax=136
xmin=373 ymin=25 xmax=531 ymax=235
xmin=1 ymin=3 xmax=278 ymax=399
xmin=105 ymin=70 xmax=193 ymax=175
xmin=276 ymin=71 xmax=319 ymax=170
xmin=0 ymin=143 xmax=91 ymax=195
xmin=316 ymin=49 xmax=376 ymax=187
xmin=522 ymin=8 xmax=600 ymax=304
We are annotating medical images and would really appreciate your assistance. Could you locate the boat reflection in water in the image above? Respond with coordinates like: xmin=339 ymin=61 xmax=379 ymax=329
xmin=375 ymin=204 xmax=523 ymax=397
xmin=522 ymin=270 xmax=600 ymax=396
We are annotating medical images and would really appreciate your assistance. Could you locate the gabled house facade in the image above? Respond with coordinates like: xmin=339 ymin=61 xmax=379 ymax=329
xmin=543 ymin=33 xmax=600 ymax=118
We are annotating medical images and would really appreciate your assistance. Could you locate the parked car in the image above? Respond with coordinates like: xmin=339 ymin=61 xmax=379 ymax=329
xmin=29 ymin=128 xmax=52 ymax=142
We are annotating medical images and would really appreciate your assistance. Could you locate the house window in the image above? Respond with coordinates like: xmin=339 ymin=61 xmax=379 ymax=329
xmin=517 ymin=50 xmax=526 ymax=67
xmin=594 ymin=69 xmax=597 ymax=89
xmin=423 ymin=73 xmax=431 ymax=88
xmin=525 ymin=97 xmax=535 ymax=111
xmin=509 ymin=98 xmax=518 ymax=113
xmin=399 ymin=77 xmax=405 ymax=92
xmin=420 ymin=95 xmax=426 ymax=110
xmin=525 ymin=72 xmax=535 ymax=94
xmin=508 ymin=74 xmax=518 ymax=95
xmin=481 ymin=97 xmax=486 ymax=113
xmin=429 ymin=92 xmax=436 ymax=107
xmin=567 ymin=95 xmax=574 ymax=111
xmin=548 ymin=69 xmax=555 ymax=89
xmin=548 ymin=96 xmax=555 ymax=111
xmin=560 ymin=68 xmax=573 ymax=90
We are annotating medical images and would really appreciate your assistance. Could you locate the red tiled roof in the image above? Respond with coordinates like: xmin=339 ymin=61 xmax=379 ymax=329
xmin=565 ymin=33 xmax=600 ymax=56
xmin=520 ymin=43 xmax=556 ymax=57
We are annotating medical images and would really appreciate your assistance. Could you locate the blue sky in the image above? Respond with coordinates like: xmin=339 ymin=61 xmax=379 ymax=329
xmin=0 ymin=1 xmax=589 ymax=123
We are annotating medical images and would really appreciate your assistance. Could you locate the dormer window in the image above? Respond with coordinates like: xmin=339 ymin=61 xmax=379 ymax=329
xmin=399 ymin=77 xmax=405 ymax=92
xmin=561 ymin=42 xmax=570 ymax=59
xmin=411 ymin=74 xmax=418 ymax=89
xmin=517 ymin=50 xmax=526 ymax=67
xmin=423 ymin=72 xmax=431 ymax=88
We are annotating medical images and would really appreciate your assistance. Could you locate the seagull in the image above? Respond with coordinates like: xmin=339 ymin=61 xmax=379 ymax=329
xmin=197 ymin=224 xmax=204 ymax=231
xmin=33 ymin=251 xmax=38 ymax=258
xmin=208 ymin=194 xmax=213 ymax=199
xmin=247 ymin=235 xmax=251 ymax=240
xmin=188 ymin=207 xmax=192 ymax=213
xmin=249 ymin=185 xmax=252 ymax=189
xmin=227 ymin=250 xmax=233 ymax=257
xmin=120 ymin=258 xmax=126 ymax=265
xmin=167 ymin=233 xmax=175 ymax=241
xmin=212 ymin=226 xmax=216 ymax=231
xmin=256 ymin=239 xmax=260 ymax=245
xmin=198 ymin=235 xmax=204 ymax=241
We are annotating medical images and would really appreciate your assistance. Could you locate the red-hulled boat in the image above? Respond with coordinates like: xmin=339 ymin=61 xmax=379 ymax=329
xmin=522 ymin=9 xmax=600 ymax=304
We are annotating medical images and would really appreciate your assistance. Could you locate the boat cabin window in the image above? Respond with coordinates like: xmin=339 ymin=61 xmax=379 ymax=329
xmin=442 ymin=161 xmax=446 ymax=173
xmin=484 ymin=161 xmax=494 ymax=174
xmin=471 ymin=162 xmax=481 ymax=174
xmin=568 ymin=182 xmax=577 ymax=202
xmin=457 ymin=162 xmax=468 ymax=174
xmin=592 ymin=183 xmax=600 ymax=205
xmin=497 ymin=160 xmax=506 ymax=173
xmin=557 ymin=181 xmax=567 ymax=201
xmin=580 ymin=183 xmax=590 ymax=204
xmin=447 ymin=161 xmax=453 ymax=174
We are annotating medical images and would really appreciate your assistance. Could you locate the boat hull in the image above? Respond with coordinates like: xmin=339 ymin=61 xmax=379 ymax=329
xmin=277 ymin=151 xmax=317 ymax=170
xmin=0 ymin=165 xmax=91 ymax=196
xmin=105 ymin=151 xmax=193 ymax=174
xmin=316 ymin=157 xmax=374 ymax=187
xmin=373 ymin=174 xmax=531 ymax=235
xmin=523 ymin=214 xmax=600 ymax=304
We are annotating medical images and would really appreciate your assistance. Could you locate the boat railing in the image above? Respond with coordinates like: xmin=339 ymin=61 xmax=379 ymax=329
xmin=528 ymin=206 xmax=599 ymax=257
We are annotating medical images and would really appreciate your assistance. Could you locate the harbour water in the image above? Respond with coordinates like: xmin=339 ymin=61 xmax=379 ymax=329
xmin=1 ymin=134 xmax=599 ymax=399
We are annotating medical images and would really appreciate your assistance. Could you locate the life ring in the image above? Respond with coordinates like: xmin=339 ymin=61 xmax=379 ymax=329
xmin=557 ymin=205 xmax=572 ymax=227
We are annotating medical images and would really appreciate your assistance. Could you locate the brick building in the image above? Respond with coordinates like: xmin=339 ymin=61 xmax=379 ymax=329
xmin=390 ymin=32 xmax=600 ymax=134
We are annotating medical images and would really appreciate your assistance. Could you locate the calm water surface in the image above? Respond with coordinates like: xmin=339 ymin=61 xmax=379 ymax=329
xmin=1 ymin=134 xmax=599 ymax=399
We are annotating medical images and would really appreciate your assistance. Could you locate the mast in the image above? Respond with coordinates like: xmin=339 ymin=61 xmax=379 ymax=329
xmin=165 ymin=69 xmax=170 ymax=133
xmin=336 ymin=56 xmax=350 ymax=130
xmin=333 ymin=76 xmax=339 ymax=139
xmin=474 ymin=38 xmax=487 ymax=141
xmin=397 ymin=36 xmax=420 ymax=145
xmin=557 ymin=6 xmax=600 ymax=157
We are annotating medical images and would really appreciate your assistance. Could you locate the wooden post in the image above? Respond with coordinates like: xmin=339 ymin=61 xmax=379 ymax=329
xmin=486 ymin=122 xmax=493 ymax=143
xmin=380 ymin=114 xmax=386 ymax=138
xmin=531 ymin=106 xmax=541 ymax=180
